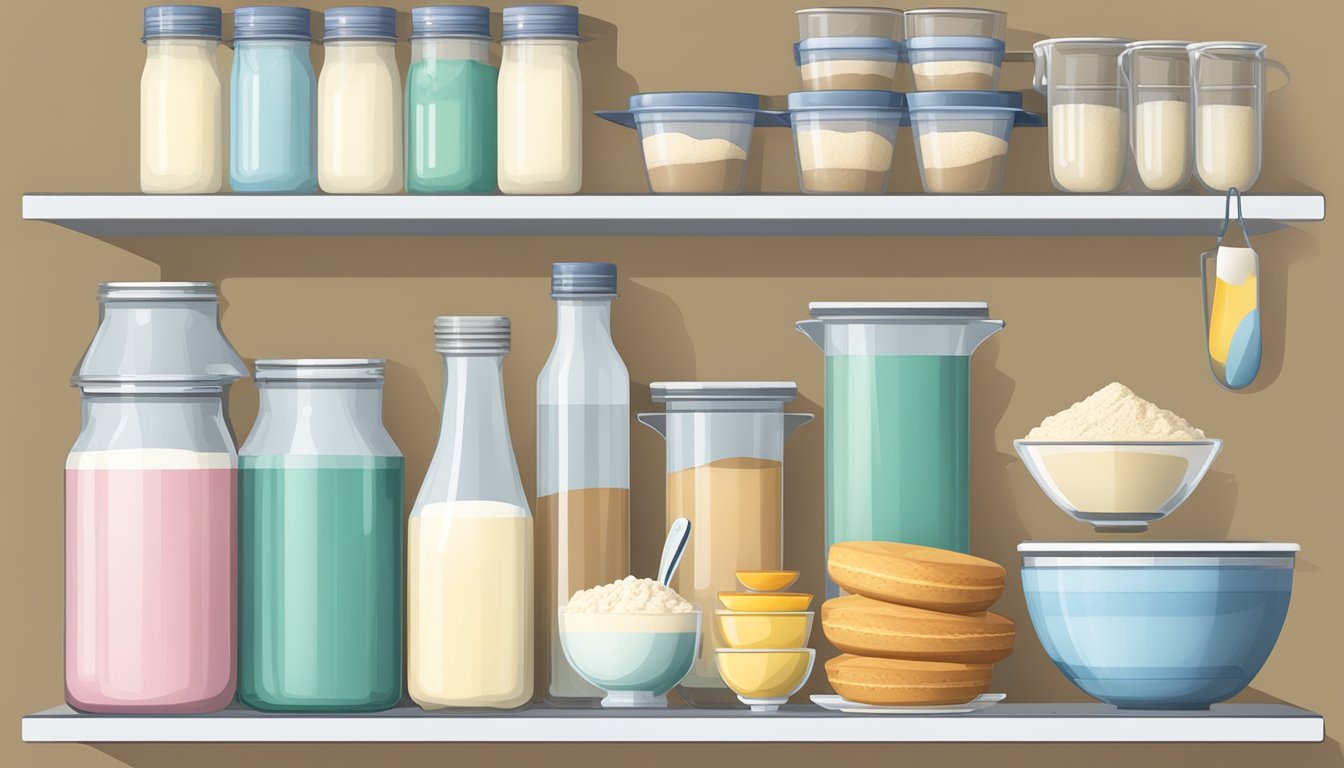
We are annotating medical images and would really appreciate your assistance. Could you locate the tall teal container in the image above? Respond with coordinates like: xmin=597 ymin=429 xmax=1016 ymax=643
xmin=238 ymin=360 xmax=403 ymax=712
xmin=797 ymin=303 xmax=1002 ymax=597
xmin=405 ymin=6 xmax=498 ymax=194
xmin=230 ymin=7 xmax=317 ymax=193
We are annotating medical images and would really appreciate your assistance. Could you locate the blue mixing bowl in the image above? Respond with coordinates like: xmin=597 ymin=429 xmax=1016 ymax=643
xmin=1019 ymin=542 xmax=1297 ymax=709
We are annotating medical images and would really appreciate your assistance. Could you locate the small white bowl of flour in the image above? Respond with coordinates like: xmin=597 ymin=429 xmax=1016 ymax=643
xmin=1015 ymin=383 xmax=1222 ymax=532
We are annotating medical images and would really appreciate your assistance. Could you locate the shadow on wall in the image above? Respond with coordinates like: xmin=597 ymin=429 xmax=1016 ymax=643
xmin=580 ymin=14 xmax=642 ymax=193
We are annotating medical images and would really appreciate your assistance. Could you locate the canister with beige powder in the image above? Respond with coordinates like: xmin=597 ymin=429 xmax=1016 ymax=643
xmin=794 ymin=36 xmax=904 ymax=91
xmin=1033 ymin=38 xmax=1134 ymax=193
xmin=906 ymin=91 xmax=1043 ymax=194
xmin=788 ymin=90 xmax=906 ymax=194
xmin=638 ymin=383 xmax=812 ymax=708
xmin=1120 ymin=41 xmax=1194 ymax=192
xmin=1188 ymin=42 xmax=1287 ymax=193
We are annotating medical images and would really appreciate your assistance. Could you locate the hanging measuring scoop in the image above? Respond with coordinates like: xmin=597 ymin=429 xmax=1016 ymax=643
xmin=1202 ymin=188 xmax=1262 ymax=390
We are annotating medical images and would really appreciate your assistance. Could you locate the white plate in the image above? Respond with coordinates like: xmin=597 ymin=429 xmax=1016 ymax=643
xmin=810 ymin=693 xmax=1006 ymax=714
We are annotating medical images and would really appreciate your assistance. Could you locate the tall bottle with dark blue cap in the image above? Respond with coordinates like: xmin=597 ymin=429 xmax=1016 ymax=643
xmin=140 ymin=5 xmax=224 ymax=193
xmin=407 ymin=6 xmax=498 ymax=193
xmin=319 ymin=6 xmax=403 ymax=193
xmin=537 ymin=263 xmax=629 ymax=706
xmin=499 ymin=5 xmax=582 ymax=194
xmin=231 ymin=7 xmax=317 ymax=193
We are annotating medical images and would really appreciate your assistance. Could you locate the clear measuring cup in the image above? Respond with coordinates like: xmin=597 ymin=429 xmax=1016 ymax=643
xmin=1033 ymin=38 xmax=1134 ymax=193
xmin=1120 ymin=41 xmax=1194 ymax=192
xmin=1189 ymin=42 xmax=1288 ymax=193
xmin=637 ymin=382 xmax=812 ymax=708
xmin=796 ymin=303 xmax=1002 ymax=597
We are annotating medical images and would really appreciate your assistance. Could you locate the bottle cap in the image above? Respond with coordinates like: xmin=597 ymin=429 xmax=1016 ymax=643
xmin=143 ymin=5 xmax=223 ymax=41
xmin=551 ymin=262 xmax=617 ymax=298
xmin=324 ymin=6 xmax=398 ymax=41
xmin=434 ymin=316 xmax=511 ymax=355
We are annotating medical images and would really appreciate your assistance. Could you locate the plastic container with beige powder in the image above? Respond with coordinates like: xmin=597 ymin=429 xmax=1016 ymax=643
xmin=907 ymin=91 xmax=1042 ymax=193
xmin=595 ymin=92 xmax=788 ymax=194
xmin=788 ymin=90 xmax=905 ymax=194
xmin=794 ymin=37 xmax=904 ymax=91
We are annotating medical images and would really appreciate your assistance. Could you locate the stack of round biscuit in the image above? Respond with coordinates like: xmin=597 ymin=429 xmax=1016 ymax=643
xmin=822 ymin=541 xmax=1016 ymax=706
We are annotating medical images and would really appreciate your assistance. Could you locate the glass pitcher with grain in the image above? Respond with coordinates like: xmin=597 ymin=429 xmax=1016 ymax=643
xmin=638 ymin=382 xmax=812 ymax=708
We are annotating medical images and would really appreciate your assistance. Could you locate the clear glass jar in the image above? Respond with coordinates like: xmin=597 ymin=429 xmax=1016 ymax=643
xmin=409 ymin=317 xmax=533 ymax=710
xmin=407 ymin=7 xmax=498 ymax=193
xmin=65 ymin=381 xmax=236 ymax=713
xmin=230 ymin=7 xmax=317 ymax=193
xmin=537 ymin=264 xmax=629 ymax=707
xmin=1033 ymin=38 xmax=1133 ymax=193
xmin=318 ymin=7 xmax=402 ymax=194
xmin=637 ymin=383 xmax=812 ymax=708
xmin=1120 ymin=41 xmax=1194 ymax=192
xmin=498 ymin=5 xmax=582 ymax=194
xmin=238 ymin=360 xmax=403 ymax=712
xmin=140 ymin=6 xmax=224 ymax=194
xmin=1190 ymin=42 xmax=1287 ymax=193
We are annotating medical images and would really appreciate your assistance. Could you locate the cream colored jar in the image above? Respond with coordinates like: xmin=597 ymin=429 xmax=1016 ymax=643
xmin=498 ymin=6 xmax=582 ymax=195
xmin=319 ymin=40 xmax=403 ymax=194
xmin=140 ymin=38 xmax=223 ymax=194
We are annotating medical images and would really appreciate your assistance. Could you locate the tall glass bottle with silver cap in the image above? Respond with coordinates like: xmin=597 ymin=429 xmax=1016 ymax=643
xmin=409 ymin=317 xmax=533 ymax=710
xmin=238 ymin=360 xmax=403 ymax=712
xmin=537 ymin=263 xmax=629 ymax=707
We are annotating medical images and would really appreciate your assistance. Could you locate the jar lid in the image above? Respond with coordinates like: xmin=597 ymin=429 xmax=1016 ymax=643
xmin=434 ymin=316 xmax=510 ymax=355
xmin=906 ymin=91 xmax=1044 ymax=126
xmin=234 ymin=6 xmax=312 ymax=41
xmin=324 ymin=6 xmax=398 ymax=41
xmin=255 ymin=359 xmax=386 ymax=382
xmin=1018 ymin=541 xmax=1300 ymax=555
xmin=809 ymin=301 xmax=991 ymax=319
xmin=552 ymin=262 xmax=617 ymax=298
xmin=501 ymin=4 xmax=579 ymax=40
xmin=905 ymin=35 xmax=1005 ymax=52
xmin=98 ymin=282 xmax=219 ymax=301
xmin=651 ymin=382 xmax=799 ymax=402
xmin=595 ymin=92 xmax=790 ymax=129
xmin=143 ymin=5 xmax=222 ymax=41
xmin=787 ymin=90 xmax=906 ymax=111
xmin=411 ymin=5 xmax=490 ymax=39
xmin=794 ymin=35 xmax=904 ymax=65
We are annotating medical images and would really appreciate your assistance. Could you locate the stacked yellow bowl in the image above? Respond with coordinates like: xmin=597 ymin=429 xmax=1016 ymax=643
xmin=714 ymin=570 xmax=817 ymax=712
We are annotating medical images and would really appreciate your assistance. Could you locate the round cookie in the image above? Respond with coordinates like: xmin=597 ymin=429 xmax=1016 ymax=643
xmin=822 ymin=594 xmax=1015 ymax=663
xmin=825 ymin=654 xmax=993 ymax=706
xmin=827 ymin=541 xmax=1006 ymax=613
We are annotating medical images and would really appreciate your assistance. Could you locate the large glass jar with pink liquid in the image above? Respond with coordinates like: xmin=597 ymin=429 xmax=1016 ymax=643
xmin=65 ymin=379 xmax=237 ymax=713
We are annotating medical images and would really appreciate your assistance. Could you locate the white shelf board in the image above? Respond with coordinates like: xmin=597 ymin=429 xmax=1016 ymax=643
xmin=21 ymin=193 xmax=1325 ymax=237
xmin=21 ymin=703 xmax=1324 ymax=743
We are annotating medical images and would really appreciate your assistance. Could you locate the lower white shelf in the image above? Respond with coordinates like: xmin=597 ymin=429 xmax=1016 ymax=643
xmin=22 ymin=703 xmax=1324 ymax=743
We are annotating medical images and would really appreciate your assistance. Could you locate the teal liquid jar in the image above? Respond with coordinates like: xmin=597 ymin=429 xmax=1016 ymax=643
xmin=406 ymin=6 xmax=498 ymax=193
xmin=230 ymin=7 xmax=317 ymax=193
xmin=238 ymin=360 xmax=404 ymax=712
xmin=796 ymin=303 xmax=1003 ymax=597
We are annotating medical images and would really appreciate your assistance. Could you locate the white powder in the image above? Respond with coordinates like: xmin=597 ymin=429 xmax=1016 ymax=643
xmin=641 ymin=132 xmax=747 ymax=170
xmin=800 ymin=59 xmax=898 ymax=85
xmin=1026 ymin=382 xmax=1207 ymax=441
xmin=918 ymin=130 xmax=1008 ymax=169
xmin=1197 ymin=104 xmax=1258 ymax=190
xmin=798 ymin=128 xmax=894 ymax=172
xmin=1049 ymin=103 xmax=1125 ymax=192
xmin=66 ymin=449 xmax=235 ymax=470
xmin=567 ymin=575 xmax=694 ymax=614
xmin=1134 ymin=99 xmax=1190 ymax=191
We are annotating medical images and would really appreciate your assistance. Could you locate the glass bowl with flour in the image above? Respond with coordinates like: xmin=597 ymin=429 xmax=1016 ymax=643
xmin=558 ymin=576 xmax=701 ymax=708
xmin=1014 ymin=382 xmax=1222 ymax=532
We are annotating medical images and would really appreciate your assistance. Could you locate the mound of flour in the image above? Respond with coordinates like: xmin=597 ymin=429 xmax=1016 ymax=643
xmin=568 ymin=576 xmax=694 ymax=614
xmin=1026 ymin=382 xmax=1207 ymax=441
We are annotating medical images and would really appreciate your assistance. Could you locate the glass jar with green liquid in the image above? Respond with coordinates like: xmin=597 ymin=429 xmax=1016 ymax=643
xmin=405 ymin=6 xmax=498 ymax=193
xmin=238 ymin=359 xmax=404 ymax=711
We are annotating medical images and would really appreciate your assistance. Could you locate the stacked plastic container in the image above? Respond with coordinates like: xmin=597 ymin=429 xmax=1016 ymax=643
xmin=902 ymin=7 xmax=1041 ymax=194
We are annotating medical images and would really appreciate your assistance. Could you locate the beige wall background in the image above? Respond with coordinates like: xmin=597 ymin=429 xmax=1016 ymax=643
xmin=3 ymin=0 xmax=1341 ymax=765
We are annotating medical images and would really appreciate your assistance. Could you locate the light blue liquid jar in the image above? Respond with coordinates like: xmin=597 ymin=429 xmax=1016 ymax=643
xmin=230 ymin=7 xmax=317 ymax=193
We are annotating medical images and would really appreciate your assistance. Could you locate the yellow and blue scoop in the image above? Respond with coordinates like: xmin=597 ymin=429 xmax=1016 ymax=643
xmin=1202 ymin=191 xmax=1262 ymax=390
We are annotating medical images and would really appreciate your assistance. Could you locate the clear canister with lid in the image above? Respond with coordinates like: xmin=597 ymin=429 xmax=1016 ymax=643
xmin=319 ymin=7 xmax=403 ymax=194
xmin=65 ymin=379 xmax=237 ymax=713
xmin=1033 ymin=37 xmax=1134 ymax=193
xmin=637 ymin=383 xmax=812 ymax=708
xmin=407 ymin=5 xmax=498 ymax=194
xmin=788 ymin=90 xmax=905 ymax=194
xmin=140 ymin=5 xmax=224 ymax=193
xmin=238 ymin=360 xmax=403 ymax=712
xmin=230 ymin=6 xmax=317 ymax=193
xmin=1120 ymin=41 xmax=1194 ymax=192
xmin=904 ymin=8 xmax=1008 ymax=91
xmin=1189 ymin=42 xmax=1287 ymax=192
xmin=794 ymin=37 xmax=904 ymax=91
xmin=498 ymin=5 xmax=583 ymax=194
